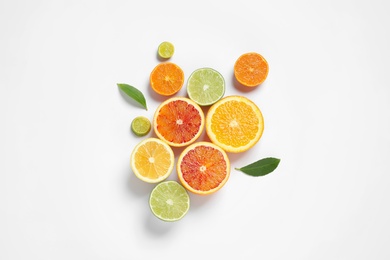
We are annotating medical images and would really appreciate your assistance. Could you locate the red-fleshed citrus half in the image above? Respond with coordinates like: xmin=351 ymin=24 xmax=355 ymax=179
xmin=153 ymin=97 xmax=205 ymax=147
xmin=177 ymin=142 xmax=230 ymax=195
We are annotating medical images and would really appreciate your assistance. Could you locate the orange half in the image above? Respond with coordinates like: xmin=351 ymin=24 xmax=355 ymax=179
xmin=154 ymin=97 xmax=204 ymax=147
xmin=177 ymin=142 xmax=230 ymax=195
xmin=234 ymin=52 xmax=269 ymax=87
xmin=150 ymin=62 xmax=184 ymax=96
xmin=206 ymin=95 xmax=264 ymax=153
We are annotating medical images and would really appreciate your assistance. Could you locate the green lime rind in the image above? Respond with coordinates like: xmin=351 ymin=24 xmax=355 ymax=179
xmin=158 ymin=41 xmax=175 ymax=59
xmin=186 ymin=68 xmax=225 ymax=106
xmin=149 ymin=181 xmax=190 ymax=222
xmin=131 ymin=116 xmax=151 ymax=136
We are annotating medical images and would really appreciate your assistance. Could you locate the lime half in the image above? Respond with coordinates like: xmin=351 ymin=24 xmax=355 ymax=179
xmin=186 ymin=68 xmax=225 ymax=106
xmin=131 ymin=116 xmax=151 ymax=136
xmin=158 ymin=41 xmax=175 ymax=59
xmin=149 ymin=181 xmax=190 ymax=222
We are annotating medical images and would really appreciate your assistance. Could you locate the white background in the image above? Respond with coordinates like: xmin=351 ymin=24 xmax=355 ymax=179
xmin=1 ymin=0 xmax=390 ymax=259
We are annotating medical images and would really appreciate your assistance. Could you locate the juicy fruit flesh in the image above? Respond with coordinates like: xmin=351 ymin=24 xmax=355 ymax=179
xmin=149 ymin=181 xmax=190 ymax=221
xmin=187 ymin=68 xmax=225 ymax=106
xmin=133 ymin=141 xmax=172 ymax=179
xmin=150 ymin=63 xmax=184 ymax=96
xmin=234 ymin=53 xmax=268 ymax=87
xmin=180 ymin=145 xmax=228 ymax=192
xmin=131 ymin=116 xmax=151 ymax=136
xmin=158 ymin=41 xmax=174 ymax=59
xmin=156 ymin=100 xmax=202 ymax=144
xmin=211 ymin=100 xmax=260 ymax=148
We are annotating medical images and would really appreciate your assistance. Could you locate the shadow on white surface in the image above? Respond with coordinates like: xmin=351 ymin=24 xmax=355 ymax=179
xmin=143 ymin=211 xmax=175 ymax=235
xmin=126 ymin=169 xmax=154 ymax=197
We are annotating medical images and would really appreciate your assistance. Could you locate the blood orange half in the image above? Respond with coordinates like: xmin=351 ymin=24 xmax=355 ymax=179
xmin=177 ymin=142 xmax=230 ymax=195
xmin=153 ymin=97 xmax=205 ymax=147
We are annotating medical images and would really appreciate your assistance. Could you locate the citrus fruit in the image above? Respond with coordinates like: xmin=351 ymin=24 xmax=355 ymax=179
xmin=130 ymin=138 xmax=174 ymax=183
xmin=149 ymin=181 xmax=190 ymax=222
xmin=206 ymin=95 xmax=264 ymax=153
xmin=177 ymin=142 xmax=230 ymax=195
xmin=131 ymin=116 xmax=151 ymax=136
xmin=234 ymin=52 xmax=269 ymax=87
xmin=157 ymin=41 xmax=175 ymax=59
xmin=186 ymin=68 xmax=225 ymax=106
xmin=154 ymin=97 xmax=204 ymax=147
xmin=150 ymin=62 xmax=184 ymax=96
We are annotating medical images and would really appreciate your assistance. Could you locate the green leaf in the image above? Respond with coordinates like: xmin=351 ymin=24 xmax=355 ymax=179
xmin=235 ymin=157 xmax=280 ymax=177
xmin=117 ymin=83 xmax=147 ymax=110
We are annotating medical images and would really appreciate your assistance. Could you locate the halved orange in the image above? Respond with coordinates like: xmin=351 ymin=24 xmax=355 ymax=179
xmin=177 ymin=142 xmax=230 ymax=195
xmin=234 ymin=52 xmax=269 ymax=87
xmin=154 ymin=97 xmax=204 ymax=147
xmin=150 ymin=62 xmax=184 ymax=96
xmin=206 ymin=95 xmax=264 ymax=153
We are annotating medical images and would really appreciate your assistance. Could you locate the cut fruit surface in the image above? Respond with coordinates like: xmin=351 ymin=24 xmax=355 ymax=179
xmin=149 ymin=181 xmax=190 ymax=222
xmin=177 ymin=142 xmax=230 ymax=195
xmin=157 ymin=41 xmax=175 ymax=59
xmin=154 ymin=97 xmax=204 ymax=147
xmin=150 ymin=62 xmax=184 ymax=96
xmin=131 ymin=116 xmax=151 ymax=136
xmin=206 ymin=95 xmax=264 ymax=153
xmin=186 ymin=68 xmax=225 ymax=106
xmin=130 ymin=138 xmax=174 ymax=183
xmin=234 ymin=52 xmax=269 ymax=87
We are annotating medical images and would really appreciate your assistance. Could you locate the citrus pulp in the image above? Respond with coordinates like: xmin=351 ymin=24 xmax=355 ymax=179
xmin=177 ymin=142 xmax=230 ymax=195
xmin=234 ymin=52 xmax=269 ymax=87
xmin=154 ymin=97 xmax=204 ymax=147
xmin=150 ymin=62 xmax=184 ymax=96
xmin=186 ymin=68 xmax=225 ymax=106
xmin=131 ymin=138 xmax=174 ymax=183
xmin=206 ymin=95 xmax=264 ymax=153
xmin=149 ymin=181 xmax=190 ymax=222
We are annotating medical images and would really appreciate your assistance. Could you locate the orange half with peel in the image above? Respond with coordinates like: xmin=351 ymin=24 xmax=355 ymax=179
xmin=206 ymin=95 xmax=264 ymax=153
xmin=154 ymin=97 xmax=204 ymax=147
xmin=234 ymin=52 xmax=269 ymax=87
xmin=150 ymin=62 xmax=184 ymax=96
xmin=177 ymin=142 xmax=230 ymax=195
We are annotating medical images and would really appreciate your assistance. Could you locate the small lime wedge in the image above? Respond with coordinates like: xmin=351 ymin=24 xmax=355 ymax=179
xmin=186 ymin=68 xmax=225 ymax=106
xmin=131 ymin=116 xmax=151 ymax=136
xmin=158 ymin=41 xmax=175 ymax=59
xmin=149 ymin=181 xmax=190 ymax=222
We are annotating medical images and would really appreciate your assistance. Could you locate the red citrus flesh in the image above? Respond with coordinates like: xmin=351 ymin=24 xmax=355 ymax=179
xmin=154 ymin=97 xmax=204 ymax=147
xmin=178 ymin=142 xmax=230 ymax=195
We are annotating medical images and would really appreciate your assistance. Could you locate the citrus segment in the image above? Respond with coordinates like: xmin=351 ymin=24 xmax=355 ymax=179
xmin=154 ymin=97 xmax=204 ymax=147
xmin=177 ymin=142 xmax=230 ymax=195
xmin=131 ymin=116 xmax=151 ymax=136
xmin=150 ymin=62 xmax=184 ymax=96
xmin=234 ymin=52 xmax=269 ymax=87
xmin=206 ymin=96 xmax=264 ymax=153
xmin=157 ymin=41 xmax=175 ymax=59
xmin=130 ymin=138 xmax=174 ymax=183
xmin=149 ymin=181 xmax=190 ymax=222
xmin=186 ymin=68 xmax=225 ymax=106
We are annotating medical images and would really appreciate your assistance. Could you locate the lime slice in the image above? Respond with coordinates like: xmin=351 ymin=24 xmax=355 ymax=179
xmin=149 ymin=181 xmax=190 ymax=222
xmin=131 ymin=116 xmax=151 ymax=136
xmin=158 ymin=41 xmax=175 ymax=59
xmin=186 ymin=68 xmax=225 ymax=106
